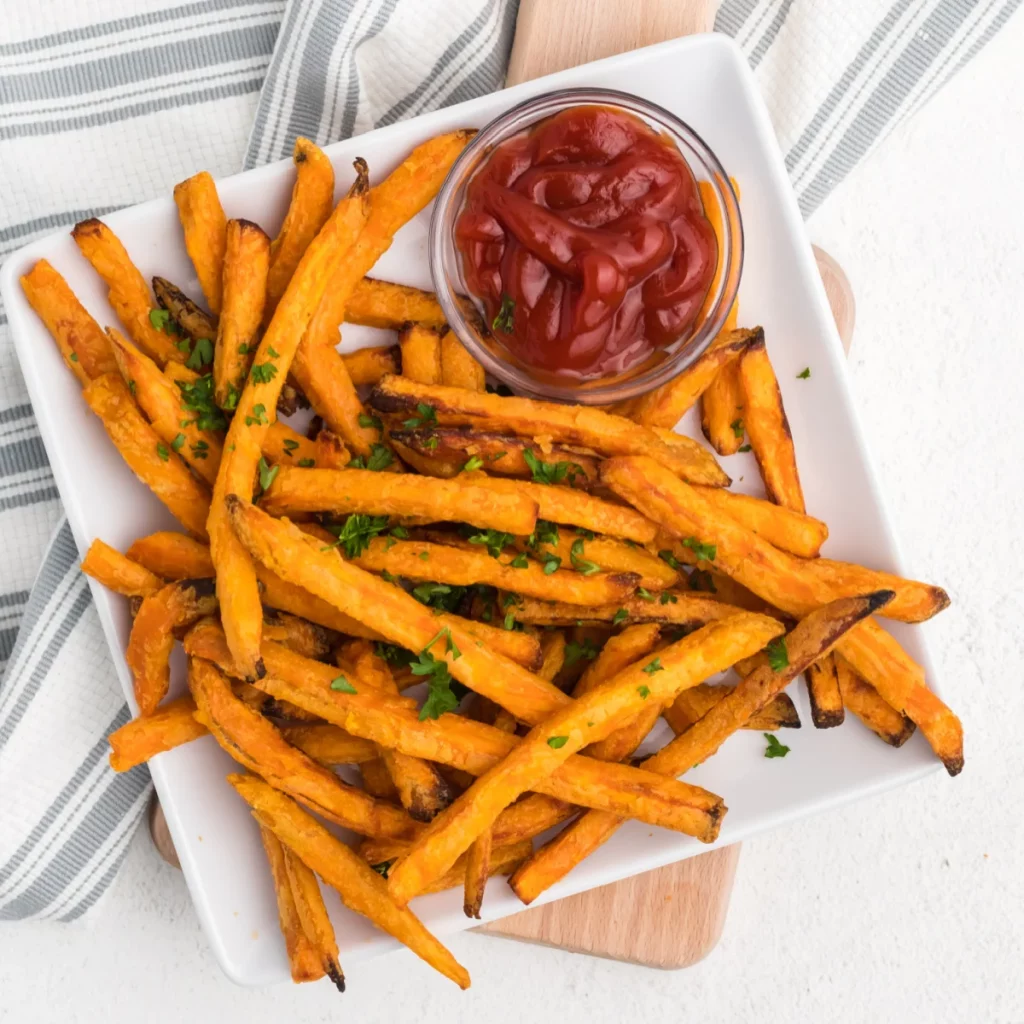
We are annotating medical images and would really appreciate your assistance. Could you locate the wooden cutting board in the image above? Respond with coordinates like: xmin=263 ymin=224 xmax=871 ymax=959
xmin=476 ymin=0 xmax=854 ymax=967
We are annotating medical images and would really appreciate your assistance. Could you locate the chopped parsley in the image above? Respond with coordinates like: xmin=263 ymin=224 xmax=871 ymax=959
xmin=390 ymin=526 xmax=410 ymax=540
xmin=637 ymin=685 xmax=651 ymax=699
xmin=358 ymin=413 xmax=383 ymax=431
xmin=323 ymin=514 xmax=389 ymax=558
xmin=190 ymin=440 xmax=209 ymax=460
xmin=297 ymin=458 xmax=315 ymax=468
xmin=349 ymin=444 xmax=394 ymax=472
xmin=371 ymin=859 xmax=394 ymax=878
xmin=730 ymin=419 xmax=744 ymax=439
xmin=185 ymin=337 xmax=213 ymax=370
xmin=682 ymin=537 xmax=717 ymax=561
xmin=546 ymin=735 xmax=568 ymax=749
xmin=237 ymin=343 xmax=250 ymax=355
xmin=402 ymin=403 xmax=437 ymax=429
xmin=492 ymin=294 xmax=515 ymax=333
xmin=148 ymin=308 xmax=178 ymax=334
xmin=635 ymin=587 xmax=655 ymax=602
xmin=539 ymin=553 xmax=561 ymax=575
xmin=797 ymin=367 xmax=811 ymax=379
xmin=330 ymin=675 xmax=357 ymax=694
xmin=170 ymin=433 xmax=186 ymax=452
xmin=155 ymin=441 xmax=169 ymax=461
xmin=176 ymin=374 xmax=226 ymax=431
xmin=413 ymin=641 xmax=462 ymax=721
xmin=128 ymin=380 xmax=137 ymax=396
xmin=564 ymin=638 xmax=600 ymax=668
xmin=257 ymin=457 xmax=278 ymax=492
xmin=660 ymin=592 xmax=678 ymax=605
xmin=764 ymin=733 xmax=791 ymax=758
xmin=527 ymin=520 xmax=560 ymax=549
xmin=612 ymin=608 xmax=629 ymax=626
xmin=765 ymin=637 xmax=789 ymax=672
xmin=245 ymin=403 xmax=268 ymax=427
xmin=223 ymin=386 xmax=239 ymax=411
xmin=509 ymin=552 xmax=529 ymax=569
xmin=266 ymin=346 xmax=280 ymax=358
xmin=282 ymin=438 xmax=299 ymax=456
xmin=250 ymin=361 xmax=278 ymax=384
xmin=412 ymin=582 xmax=466 ymax=613
xmin=423 ymin=434 xmax=440 ymax=451
xmin=658 ymin=550 xmax=683 ymax=571
xmin=738 ymin=444 xmax=752 ymax=453
xmin=466 ymin=529 xmax=513 ymax=559
xmin=569 ymin=538 xmax=600 ymax=575
xmin=642 ymin=657 xmax=664 ymax=675
xmin=523 ymin=448 xmax=585 ymax=486
xmin=461 ymin=455 xmax=484 ymax=473
xmin=69 ymin=352 xmax=78 ymax=362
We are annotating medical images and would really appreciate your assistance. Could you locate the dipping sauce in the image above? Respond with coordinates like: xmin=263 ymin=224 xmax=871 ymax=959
xmin=454 ymin=105 xmax=718 ymax=379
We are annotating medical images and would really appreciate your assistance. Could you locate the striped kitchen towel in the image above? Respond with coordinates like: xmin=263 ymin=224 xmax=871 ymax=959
xmin=0 ymin=0 xmax=1017 ymax=922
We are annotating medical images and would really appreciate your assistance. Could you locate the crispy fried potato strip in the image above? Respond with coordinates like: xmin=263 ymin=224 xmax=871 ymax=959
xmin=694 ymin=487 xmax=828 ymax=558
xmin=440 ymin=330 xmax=485 ymax=391
xmin=399 ymin=324 xmax=442 ymax=385
xmin=619 ymin=327 xmax=760 ymax=428
xmin=834 ymin=653 xmax=915 ymax=747
xmin=152 ymin=277 xmax=217 ymax=343
xmin=83 ymin=374 xmax=211 ymax=538
xmin=346 ymin=278 xmax=445 ymax=331
xmin=72 ymin=219 xmax=185 ymax=366
xmin=664 ymin=684 xmax=800 ymax=733
xmin=260 ymin=466 xmax=538 ymax=535
xmin=82 ymin=539 xmax=163 ymax=597
xmin=508 ymin=592 xmax=746 ymax=629
xmin=229 ymin=773 xmax=470 ymax=989
xmin=282 ymin=846 xmax=345 ymax=991
xmin=368 ymin=374 xmax=728 ymax=485
xmin=804 ymin=654 xmax=845 ymax=728
xmin=128 ymin=579 xmax=217 ymax=713
xmin=341 ymin=345 xmax=399 ymax=386
xmin=213 ymin=219 xmax=270 ymax=408
xmin=266 ymin=138 xmax=336 ymax=320
xmin=701 ymin=361 xmax=745 ymax=456
xmin=108 ymin=695 xmax=207 ymax=771
xmin=173 ymin=171 xmax=228 ymax=315
xmin=21 ymin=259 xmax=116 ymax=381
xmin=510 ymin=593 xmax=888 ymax=904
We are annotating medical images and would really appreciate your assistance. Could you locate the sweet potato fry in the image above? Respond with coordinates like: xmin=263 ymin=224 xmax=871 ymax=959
xmin=510 ymin=593 xmax=888 ymax=904
xmin=279 ymin=724 xmax=378 ymax=766
xmin=189 ymin=657 xmax=418 ymax=838
xmin=537 ymin=632 xmax=566 ymax=682
xmin=802 ymin=559 xmax=950 ymax=621
xmin=574 ymin=625 xmax=661 ymax=697
xmin=341 ymin=639 xmax=454 ymax=823
xmin=602 ymin=454 xmax=962 ymax=772
xmin=508 ymin=592 xmax=747 ymax=629
xmin=399 ymin=324 xmax=443 ymax=384
xmin=359 ymin=758 xmax=400 ymax=801
xmin=619 ymin=327 xmax=760 ymax=428
xmin=440 ymin=330 xmax=485 ymax=391
xmin=128 ymin=579 xmax=217 ymax=714
xmin=186 ymin=621 xmax=722 ymax=833
xmin=664 ymin=683 xmax=800 ymax=733
xmin=72 ymin=219 xmax=185 ymax=365
xmin=261 ymin=608 xmax=334 ymax=660
xmin=389 ymin=428 xmax=602 ymax=489
xmin=467 ymin=475 xmax=656 ymax=544
xmin=228 ymin=773 xmax=471 ymax=989
xmin=20 ymin=259 xmax=116 ymax=382
xmin=126 ymin=532 xmax=213 ymax=578
xmin=83 ymin=374 xmax=210 ymax=538
xmin=261 ymin=421 xmax=319 ymax=468
xmin=341 ymin=345 xmax=399 ymax=386
xmin=260 ymin=826 xmax=324 ymax=983
xmin=260 ymin=466 xmax=537 ymax=535
xmin=695 ymin=487 xmax=828 ymax=558
xmin=211 ymin=162 xmax=371 ymax=679
xmin=834 ymin=653 xmax=915 ymax=747
xmin=513 ymin=525 xmax=678 ymax=590
xmin=282 ymin=846 xmax=345 ymax=991
xmin=82 ymin=539 xmax=163 ymax=597
xmin=173 ymin=171 xmax=228 ymax=314
xmin=386 ymin=612 xmax=777 ymax=904
xmin=152 ymin=277 xmax=218 ymax=343
xmin=353 ymin=537 xmax=640 ymax=607
xmin=700 ymin=361 xmax=745 ymax=455
xmin=368 ymin=374 xmax=729 ymax=485
xmin=266 ymin=137 xmax=336 ymax=320
xmin=737 ymin=336 xmax=804 ymax=511
xmin=213 ymin=219 xmax=271 ymax=408
xmin=106 ymin=327 xmax=222 ymax=485
xmin=346 ymin=278 xmax=446 ymax=331
xmin=804 ymin=655 xmax=845 ymax=728
xmin=108 ymin=695 xmax=207 ymax=771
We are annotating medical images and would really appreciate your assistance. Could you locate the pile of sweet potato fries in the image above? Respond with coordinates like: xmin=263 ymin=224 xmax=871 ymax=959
xmin=20 ymin=128 xmax=961 ymax=992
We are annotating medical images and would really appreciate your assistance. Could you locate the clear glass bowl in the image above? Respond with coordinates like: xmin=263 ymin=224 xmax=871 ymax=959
xmin=428 ymin=87 xmax=743 ymax=405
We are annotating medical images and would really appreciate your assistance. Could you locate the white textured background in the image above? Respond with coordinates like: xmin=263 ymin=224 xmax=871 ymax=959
xmin=1 ymin=18 xmax=1023 ymax=1024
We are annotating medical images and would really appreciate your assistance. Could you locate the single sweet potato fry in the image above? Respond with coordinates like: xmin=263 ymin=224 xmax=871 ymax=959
xmin=701 ymin=361 xmax=745 ymax=456
xmin=173 ymin=171 xmax=228 ymax=314
xmin=266 ymin=138 xmax=336 ymax=320
xmin=108 ymin=695 xmax=207 ymax=771
xmin=20 ymin=259 xmax=116 ymax=381
xmin=152 ymin=277 xmax=218 ymax=343
xmin=346 ymin=278 xmax=446 ymax=331
xmin=260 ymin=826 xmax=324 ymax=983
xmin=279 ymin=724 xmax=379 ymax=766
xmin=694 ymin=487 xmax=828 ymax=558
xmin=260 ymin=466 xmax=538 ymax=535
xmin=664 ymin=683 xmax=800 ymax=733
xmin=341 ymin=345 xmax=399 ymax=386
xmin=804 ymin=654 xmax=845 ymax=728
xmin=128 ymin=579 xmax=218 ymax=714
xmin=83 ymin=374 xmax=211 ymax=538
xmin=400 ymin=324 xmax=443 ymax=384
xmin=213 ymin=219 xmax=270 ymax=408
xmin=283 ymin=846 xmax=345 ymax=991
xmin=834 ymin=653 xmax=915 ymax=747
xmin=229 ymin=774 xmax=471 ymax=988
xmin=620 ymin=327 xmax=760 ymax=428
xmin=440 ymin=330 xmax=485 ymax=391
xmin=508 ymin=592 xmax=747 ymax=629
xmin=106 ymin=327 xmax=222 ymax=485
xmin=72 ymin=219 xmax=184 ymax=365
xmin=738 ymin=337 xmax=805 ymax=511
xmin=82 ymin=539 xmax=163 ymax=597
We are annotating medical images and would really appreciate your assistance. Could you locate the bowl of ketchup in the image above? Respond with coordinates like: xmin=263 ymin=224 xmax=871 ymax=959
xmin=429 ymin=89 xmax=743 ymax=404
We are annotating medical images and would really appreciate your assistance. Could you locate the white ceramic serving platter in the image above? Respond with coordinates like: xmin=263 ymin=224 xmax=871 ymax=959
xmin=1 ymin=34 xmax=943 ymax=987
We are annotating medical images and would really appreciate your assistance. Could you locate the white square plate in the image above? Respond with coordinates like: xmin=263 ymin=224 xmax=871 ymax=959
xmin=0 ymin=34 xmax=942 ymax=986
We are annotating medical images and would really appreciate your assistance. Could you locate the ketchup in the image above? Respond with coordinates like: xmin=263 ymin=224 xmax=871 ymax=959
xmin=455 ymin=105 xmax=718 ymax=379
